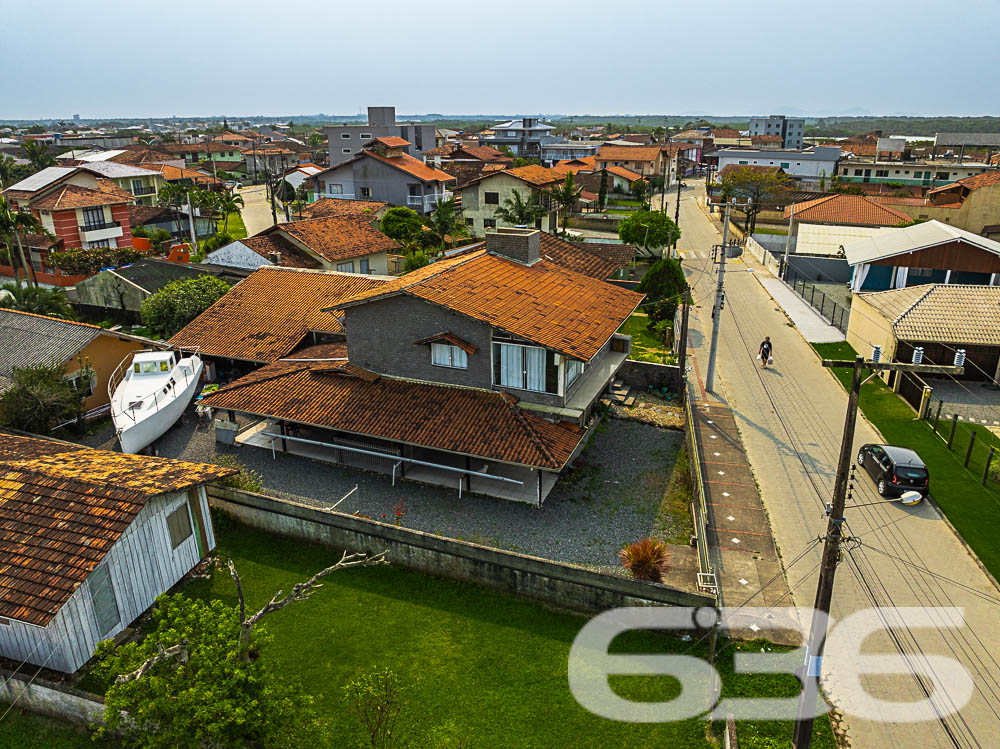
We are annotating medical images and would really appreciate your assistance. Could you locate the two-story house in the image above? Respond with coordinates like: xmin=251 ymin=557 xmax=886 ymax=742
xmin=457 ymin=165 xmax=562 ymax=235
xmin=2 ymin=166 xmax=135 ymax=286
xmin=479 ymin=118 xmax=561 ymax=159
xmin=595 ymin=144 xmax=673 ymax=179
xmin=76 ymin=162 xmax=165 ymax=206
xmin=324 ymin=106 xmax=436 ymax=168
xmin=308 ymin=138 xmax=455 ymax=215
xmin=199 ymin=228 xmax=643 ymax=505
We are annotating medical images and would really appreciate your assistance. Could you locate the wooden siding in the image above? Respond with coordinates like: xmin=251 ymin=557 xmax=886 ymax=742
xmin=869 ymin=240 xmax=1000 ymax=273
xmin=0 ymin=486 xmax=215 ymax=673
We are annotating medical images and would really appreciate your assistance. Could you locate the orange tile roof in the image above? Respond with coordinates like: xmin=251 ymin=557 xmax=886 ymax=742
xmin=596 ymin=145 xmax=663 ymax=162
xmin=0 ymin=433 xmax=233 ymax=627
xmin=539 ymin=233 xmax=626 ymax=279
xmin=146 ymin=162 xmax=218 ymax=183
xmin=300 ymin=198 xmax=388 ymax=219
xmin=364 ymin=150 xmax=455 ymax=183
xmin=200 ymin=351 xmax=584 ymax=470
xmin=504 ymin=164 xmax=564 ymax=187
xmin=169 ymin=266 xmax=390 ymax=362
xmin=927 ymin=171 xmax=1000 ymax=194
xmin=109 ymin=148 xmax=176 ymax=166
xmin=278 ymin=215 xmax=399 ymax=263
xmin=606 ymin=165 xmax=643 ymax=182
xmin=30 ymin=181 xmax=133 ymax=210
xmin=240 ymin=234 xmax=321 ymax=269
xmin=551 ymin=156 xmax=597 ymax=176
xmin=374 ymin=136 xmax=411 ymax=147
xmin=333 ymin=250 xmax=643 ymax=361
xmin=784 ymin=194 xmax=912 ymax=226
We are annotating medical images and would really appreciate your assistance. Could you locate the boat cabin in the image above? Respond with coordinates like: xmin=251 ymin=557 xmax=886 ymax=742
xmin=132 ymin=351 xmax=177 ymax=375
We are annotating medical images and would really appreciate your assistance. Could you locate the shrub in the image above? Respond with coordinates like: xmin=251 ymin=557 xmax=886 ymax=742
xmin=211 ymin=454 xmax=263 ymax=493
xmin=618 ymin=537 xmax=670 ymax=582
xmin=140 ymin=274 xmax=230 ymax=337
xmin=402 ymin=251 xmax=430 ymax=273
xmin=636 ymin=258 xmax=686 ymax=303
xmin=344 ymin=667 xmax=405 ymax=749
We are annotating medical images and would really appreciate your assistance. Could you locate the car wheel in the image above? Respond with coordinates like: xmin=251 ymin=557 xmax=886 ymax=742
xmin=857 ymin=450 xmax=864 ymax=467
xmin=877 ymin=479 xmax=887 ymax=497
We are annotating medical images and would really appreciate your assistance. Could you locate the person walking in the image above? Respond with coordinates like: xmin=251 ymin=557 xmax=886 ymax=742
xmin=759 ymin=336 xmax=773 ymax=368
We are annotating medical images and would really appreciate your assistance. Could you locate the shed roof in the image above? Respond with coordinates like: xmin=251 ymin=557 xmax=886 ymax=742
xmin=0 ymin=433 xmax=233 ymax=627
xmin=842 ymin=220 xmax=1000 ymax=265
xmin=858 ymin=284 xmax=1000 ymax=346
xmin=0 ymin=310 xmax=102 ymax=388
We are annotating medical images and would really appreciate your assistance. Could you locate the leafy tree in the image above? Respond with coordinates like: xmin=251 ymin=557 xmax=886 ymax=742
xmin=307 ymin=132 xmax=326 ymax=148
xmin=718 ymin=166 xmax=788 ymax=234
xmin=0 ymin=362 xmax=86 ymax=434
xmin=636 ymin=257 xmax=687 ymax=303
xmin=204 ymin=232 xmax=235 ymax=253
xmin=93 ymin=552 xmax=386 ymax=748
xmin=424 ymin=197 xmax=464 ymax=248
xmin=26 ymin=124 xmax=46 ymax=134
xmin=0 ymin=155 xmax=16 ymax=189
xmin=140 ymin=275 xmax=230 ymax=337
xmin=277 ymin=179 xmax=296 ymax=204
xmin=630 ymin=178 xmax=649 ymax=205
xmin=493 ymin=190 xmax=546 ymax=227
xmin=380 ymin=207 xmax=423 ymax=243
xmin=402 ymin=251 xmax=430 ymax=273
xmin=617 ymin=211 xmax=680 ymax=251
xmin=546 ymin=174 xmax=581 ymax=235
xmin=48 ymin=246 xmax=141 ymax=276
xmin=597 ymin=169 xmax=608 ymax=210
xmin=511 ymin=157 xmax=541 ymax=168
xmin=21 ymin=140 xmax=55 ymax=171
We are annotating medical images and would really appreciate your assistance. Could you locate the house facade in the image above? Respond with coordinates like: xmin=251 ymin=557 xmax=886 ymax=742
xmin=309 ymin=138 xmax=455 ymax=215
xmin=324 ymin=107 xmax=436 ymax=167
xmin=0 ymin=434 xmax=232 ymax=673
xmin=595 ymin=145 xmax=671 ymax=178
xmin=78 ymin=162 xmax=165 ymax=206
xmin=2 ymin=166 xmax=136 ymax=286
xmin=201 ymin=229 xmax=642 ymax=505
xmin=479 ymin=118 xmax=560 ymax=159
xmin=457 ymin=166 xmax=561 ymax=235
xmin=834 ymin=158 xmax=996 ymax=188
xmin=748 ymin=115 xmax=805 ymax=149
xmin=716 ymin=146 xmax=841 ymax=184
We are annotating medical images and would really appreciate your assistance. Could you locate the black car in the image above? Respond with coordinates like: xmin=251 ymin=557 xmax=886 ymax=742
xmin=856 ymin=444 xmax=929 ymax=500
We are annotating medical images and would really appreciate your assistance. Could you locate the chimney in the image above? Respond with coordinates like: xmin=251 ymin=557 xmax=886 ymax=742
xmin=268 ymin=251 xmax=282 ymax=265
xmin=486 ymin=227 xmax=540 ymax=265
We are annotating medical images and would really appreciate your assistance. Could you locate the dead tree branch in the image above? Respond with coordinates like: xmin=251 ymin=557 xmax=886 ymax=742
xmin=114 ymin=640 xmax=189 ymax=685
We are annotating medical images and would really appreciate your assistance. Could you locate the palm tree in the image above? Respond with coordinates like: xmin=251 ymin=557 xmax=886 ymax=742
xmin=0 ymin=196 xmax=49 ymax=287
xmin=0 ymin=155 xmax=16 ymax=190
xmin=0 ymin=283 xmax=74 ymax=319
xmin=424 ymin=197 xmax=465 ymax=249
xmin=493 ymin=190 xmax=546 ymax=228
xmin=547 ymin=174 xmax=581 ymax=236
xmin=216 ymin=191 xmax=245 ymax=235
xmin=157 ymin=183 xmax=189 ymax=237
xmin=21 ymin=140 xmax=55 ymax=172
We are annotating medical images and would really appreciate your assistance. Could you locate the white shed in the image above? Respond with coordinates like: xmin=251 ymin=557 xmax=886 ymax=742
xmin=0 ymin=434 xmax=234 ymax=673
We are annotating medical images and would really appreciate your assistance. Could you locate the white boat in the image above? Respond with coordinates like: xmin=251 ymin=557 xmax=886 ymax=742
xmin=109 ymin=349 xmax=203 ymax=454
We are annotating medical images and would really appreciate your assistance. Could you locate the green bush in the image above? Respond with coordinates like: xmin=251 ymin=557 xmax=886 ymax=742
xmin=211 ymin=454 xmax=263 ymax=493
xmin=403 ymin=251 xmax=430 ymax=273
xmin=140 ymin=275 xmax=230 ymax=337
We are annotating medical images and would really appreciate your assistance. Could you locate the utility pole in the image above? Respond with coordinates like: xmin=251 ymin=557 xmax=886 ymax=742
xmin=677 ymin=285 xmax=691 ymax=403
xmin=782 ymin=203 xmax=795 ymax=279
xmin=186 ymin=191 xmax=198 ymax=252
xmin=673 ymin=178 xmax=683 ymax=258
xmin=705 ymin=199 xmax=750 ymax=393
xmin=659 ymin=149 xmax=669 ymax=215
xmin=792 ymin=354 xmax=964 ymax=749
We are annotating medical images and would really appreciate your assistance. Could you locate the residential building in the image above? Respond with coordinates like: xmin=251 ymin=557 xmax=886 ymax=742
xmin=781 ymin=194 xmax=911 ymax=257
xmin=539 ymin=141 xmax=600 ymax=165
xmin=0 ymin=433 xmax=232 ymax=673
xmin=479 ymin=118 xmax=561 ymax=159
xmin=243 ymin=145 xmax=303 ymax=180
xmin=205 ymin=213 xmax=398 ymax=275
xmin=0 ymin=309 xmax=149 ymax=411
xmin=456 ymin=165 xmax=561 ymax=235
xmin=887 ymin=172 xmax=1000 ymax=235
xmin=670 ymin=129 xmax=713 ymax=162
xmin=2 ymin=166 xmax=135 ymax=285
xmin=749 ymin=115 xmax=806 ymax=149
xmin=550 ymin=156 xmax=597 ymax=177
xmin=595 ymin=144 xmax=673 ymax=179
xmin=129 ymin=204 xmax=217 ymax=242
xmin=282 ymin=163 xmax=324 ymax=191
xmin=200 ymin=229 xmax=643 ymax=504
xmin=834 ymin=157 xmax=996 ymax=188
xmin=324 ymin=107 xmax=436 ymax=167
xmin=575 ymin=165 xmax=643 ymax=194
xmin=69 ymin=259 xmax=246 ymax=323
xmin=298 ymin=197 xmax=389 ymax=220
xmin=158 ymin=142 xmax=243 ymax=164
xmin=847 ymin=284 xmax=1000 ymax=386
xmin=715 ymin=146 xmax=841 ymax=184
xmin=844 ymin=220 xmax=1000 ymax=292
xmin=308 ymin=138 xmax=455 ymax=215
xmin=76 ymin=162 xmax=165 ymax=206
xmin=422 ymin=144 xmax=512 ymax=168
xmin=460 ymin=231 xmax=634 ymax=281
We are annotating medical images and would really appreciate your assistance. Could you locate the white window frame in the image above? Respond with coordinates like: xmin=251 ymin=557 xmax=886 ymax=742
xmin=341 ymin=132 xmax=351 ymax=139
xmin=66 ymin=369 xmax=97 ymax=396
xmin=361 ymin=133 xmax=372 ymax=140
xmin=337 ymin=261 xmax=355 ymax=273
xmin=342 ymin=148 xmax=352 ymax=154
xmin=327 ymin=184 xmax=344 ymax=195
xmin=565 ymin=358 xmax=585 ymax=388
xmin=493 ymin=341 xmax=546 ymax=393
xmin=89 ymin=564 xmax=121 ymax=636
xmin=431 ymin=343 xmax=468 ymax=369
xmin=166 ymin=502 xmax=193 ymax=549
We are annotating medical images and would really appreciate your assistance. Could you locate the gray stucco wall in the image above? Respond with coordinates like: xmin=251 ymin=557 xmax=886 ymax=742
xmin=345 ymin=295 xmax=494 ymax=388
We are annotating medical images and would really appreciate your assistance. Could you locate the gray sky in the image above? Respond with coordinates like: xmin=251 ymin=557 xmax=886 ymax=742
xmin=2 ymin=0 xmax=997 ymax=120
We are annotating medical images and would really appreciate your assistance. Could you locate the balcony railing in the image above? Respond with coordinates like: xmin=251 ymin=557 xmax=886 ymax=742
xmin=132 ymin=186 xmax=156 ymax=196
xmin=407 ymin=191 xmax=453 ymax=211
xmin=324 ymin=193 xmax=356 ymax=200
xmin=79 ymin=220 xmax=121 ymax=232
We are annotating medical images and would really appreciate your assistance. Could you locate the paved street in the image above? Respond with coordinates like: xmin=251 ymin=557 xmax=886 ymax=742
xmin=237 ymin=184 xmax=285 ymax=236
xmin=679 ymin=182 xmax=1000 ymax=748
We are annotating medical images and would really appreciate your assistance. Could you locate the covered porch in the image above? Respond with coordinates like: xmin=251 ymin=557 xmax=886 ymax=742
xmin=234 ymin=419 xmax=560 ymax=505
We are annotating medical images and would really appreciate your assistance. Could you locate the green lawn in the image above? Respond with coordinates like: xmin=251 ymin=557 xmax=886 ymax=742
xmin=605 ymin=208 xmax=633 ymax=215
xmin=609 ymin=199 xmax=643 ymax=207
xmin=752 ymin=227 xmax=788 ymax=236
xmin=620 ymin=313 xmax=677 ymax=365
xmin=812 ymin=341 xmax=1000 ymax=580
xmin=163 ymin=519 xmax=834 ymax=748
xmin=222 ymin=211 xmax=248 ymax=240
xmin=0 ymin=704 xmax=103 ymax=748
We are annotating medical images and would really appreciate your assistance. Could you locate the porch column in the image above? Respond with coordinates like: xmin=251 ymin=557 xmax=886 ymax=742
xmin=537 ymin=470 xmax=542 ymax=507
xmin=279 ymin=421 xmax=288 ymax=452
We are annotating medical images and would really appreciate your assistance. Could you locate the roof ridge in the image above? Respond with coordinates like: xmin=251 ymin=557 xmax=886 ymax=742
xmin=892 ymin=284 xmax=938 ymax=326
xmin=207 ymin=362 xmax=316 ymax=396
xmin=0 ymin=307 xmax=101 ymax=330
xmin=498 ymin=392 xmax=557 ymax=467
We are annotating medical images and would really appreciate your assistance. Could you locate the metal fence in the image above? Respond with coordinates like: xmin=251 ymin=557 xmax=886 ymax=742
xmin=927 ymin=400 xmax=1000 ymax=492
xmin=898 ymin=370 xmax=931 ymax=414
xmin=785 ymin=267 xmax=850 ymax=333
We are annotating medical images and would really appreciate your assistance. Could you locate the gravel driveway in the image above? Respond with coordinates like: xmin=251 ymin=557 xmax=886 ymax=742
xmin=84 ymin=413 xmax=684 ymax=567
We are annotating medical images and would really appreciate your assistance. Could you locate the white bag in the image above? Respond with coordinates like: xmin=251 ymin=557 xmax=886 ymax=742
xmin=756 ymin=354 xmax=761 ymax=360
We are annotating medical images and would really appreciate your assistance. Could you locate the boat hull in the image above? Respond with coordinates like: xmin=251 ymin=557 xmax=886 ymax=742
xmin=115 ymin=357 xmax=204 ymax=454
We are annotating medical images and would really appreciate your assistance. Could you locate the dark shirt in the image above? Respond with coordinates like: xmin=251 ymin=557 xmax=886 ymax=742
xmin=760 ymin=342 xmax=772 ymax=357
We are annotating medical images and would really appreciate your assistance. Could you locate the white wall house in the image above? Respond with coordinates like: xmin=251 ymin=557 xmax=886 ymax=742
xmin=715 ymin=146 xmax=841 ymax=184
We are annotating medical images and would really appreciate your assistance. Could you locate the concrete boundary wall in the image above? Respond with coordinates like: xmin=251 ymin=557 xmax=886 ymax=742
xmin=618 ymin=360 xmax=683 ymax=394
xmin=208 ymin=485 xmax=713 ymax=611
xmin=0 ymin=669 xmax=103 ymax=725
